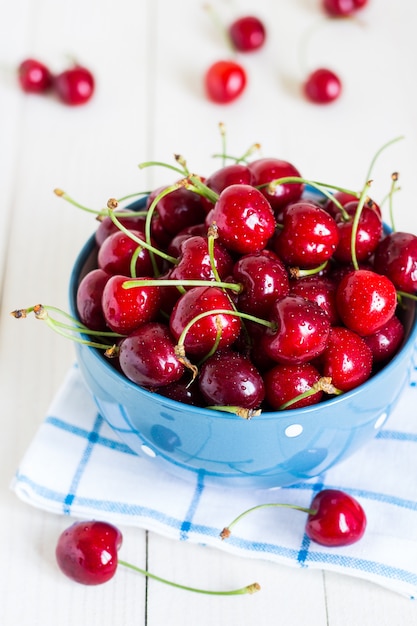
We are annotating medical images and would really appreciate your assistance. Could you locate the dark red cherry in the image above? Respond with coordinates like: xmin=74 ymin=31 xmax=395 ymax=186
xmin=56 ymin=520 xmax=122 ymax=585
xmin=18 ymin=58 xmax=53 ymax=93
xmin=248 ymin=158 xmax=304 ymax=214
xmin=198 ymin=350 xmax=265 ymax=410
xmin=147 ymin=186 xmax=206 ymax=236
xmin=166 ymin=224 xmax=207 ymax=257
xmin=54 ymin=65 xmax=95 ymax=105
xmin=205 ymin=163 xmax=254 ymax=194
xmin=211 ymin=184 xmax=276 ymax=254
xmin=228 ymin=15 xmax=266 ymax=52
xmin=304 ymin=69 xmax=342 ymax=104
xmin=76 ymin=268 xmax=111 ymax=331
xmin=320 ymin=326 xmax=373 ymax=391
xmin=373 ymin=231 xmax=417 ymax=294
xmin=333 ymin=202 xmax=383 ymax=264
xmin=323 ymin=0 xmax=368 ymax=17
xmin=363 ymin=315 xmax=405 ymax=364
xmin=272 ymin=201 xmax=339 ymax=268
xmin=262 ymin=295 xmax=331 ymax=365
xmin=169 ymin=235 xmax=234 ymax=283
xmin=204 ymin=60 xmax=247 ymax=104
xmin=306 ymin=489 xmax=367 ymax=547
xmin=336 ymin=269 xmax=397 ymax=336
xmin=290 ymin=275 xmax=340 ymax=325
xmin=95 ymin=212 xmax=148 ymax=247
xmin=264 ymin=363 xmax=323 ymax=410
xmin=118 ymin=322 xmax=185 ymax=387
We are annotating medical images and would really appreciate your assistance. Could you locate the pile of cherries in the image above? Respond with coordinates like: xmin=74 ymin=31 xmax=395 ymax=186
xmin=63 ymin=142 xmax=417 ymax=419
xmin=17 ymin=58 xmax=94 ymax=105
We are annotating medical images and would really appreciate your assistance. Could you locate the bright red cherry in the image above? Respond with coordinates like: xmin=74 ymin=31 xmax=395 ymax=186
xmin=204 ymin=60 xmax=247 ymax=104
xmin=205 ymin=163 xmax=255 ymax=194
xmin=228 ymin=16 xmax=266 ymax=52
xmin=211 ymin=184 xmax=276 ymax=254
xmin=336 ymin=269 xmax=397 ymax=336
xmin=54 ymin=65 xmax=95 ymax=105
xmin=306 ymin=489 xmax=367 ymax=547
xmin=333 ymin=201 xmax=383 ymax=264
xmin=290 ymin=276 xmax=340 ymax=325
xmin=304 ymin=68 xmax=342 ymax=104
xmin=248 ymin=158 xmax=304 ymax=214
xmin=56 ymin=520 xmax=122 ymax=585
xmin=320 ymin=326 xmax=373 ymax=391
xmin=323 ymin=0 xmax=368 ymax=17
xmin=97 ymin=228 xmax=157 ymax=277
xmin=18 ymin=58 xmax=53 ymax=93
xmin=373 ymin=231 xmax=417 ymax=294
xmin=169 ymin=235 xmax=234 ymax=283
xmin=264 ymin=362 xmax=323 ymax=410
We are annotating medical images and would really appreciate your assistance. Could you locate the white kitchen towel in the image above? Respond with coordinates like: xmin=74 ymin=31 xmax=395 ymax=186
xmin=11 ymin=352 xmax=417 ymax=599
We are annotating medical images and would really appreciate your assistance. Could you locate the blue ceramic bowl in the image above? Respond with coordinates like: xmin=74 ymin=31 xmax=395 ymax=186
xmin=69 ymin=196 xmax=417 ymax=489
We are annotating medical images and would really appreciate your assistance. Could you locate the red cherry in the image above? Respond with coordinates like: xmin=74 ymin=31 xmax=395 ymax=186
xmin=333 ymin=201 xmax=383 ymax=264
xmin=264 ymin=362 xmax=323 ymax=410
xmin=323 ymin=0 xmax=368 ymax=17
xmin=373 ymin=231 xmax=417 ymax=294
xmin=204 ymin=60 xmax=247 ymax=104
xmin=76 ymin=268 xmax=111 ymax=331
xmin=306 ymin=489 xmax=367 ymax=547
xmin=170 ymin=235 xmax=234 ymax=283
xmin=320 ymin=326 xmax=373 ymax=391
xmin=211 ymin=184 xmax=276 ymax=254
xmin=147 ymin=186 xmax=207 ymax=236
xmin=198 ymin=350 xmax=265 ymax=410
xmin=97 ymin=228 xmax=157 ymax=277
xmin=228 ymin=16 xmax=266 ymax=52
xmin=118 ymin=322 xmax=185 ymax=388
xmin=54 ymin=65 xmax=95 ymax=105
xmin=205 ymin=163 xmax=255 ymax=194
xmin=262 ymin=295 xmax=331 ymax=365
xmin=18 ymin=58 xmax=53 ymax=93
xmin=336 ymin=269 xmax=397 ymax=336
xmin=363 ymin=315 xmax=405 ymax=364
xmin=248 ymin=158 xmax=304 ymax=214
xmin=95 ymin=212 xmax=148 ymax=247
xmin=56 ymin=520 xmax=122 ymax=585
xmin=304 ymin=68 xmax=342 ymax=104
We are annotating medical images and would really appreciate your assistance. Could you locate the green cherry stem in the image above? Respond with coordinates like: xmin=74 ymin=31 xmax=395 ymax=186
xmin=138 ymin=159 xmax=188 ymax=178
xmin=122 ymin=278 xmax=242 ymax=293
xmin=278 ymin=376 xmax=342 ymax=410
xmin=220 ymin=503 xmax=316 ymax=540
xmin=206 ymin=405 xmax=262 ymax=419
xmin=350 ymin=179 xmax=372 ymax=271
xmin=363 ymin=136 xmax=404 ymax=185
xmin=118 ymin=559 xmax=260 ymax=595
xmin=388 ymin=172 xmax=400 ymax=232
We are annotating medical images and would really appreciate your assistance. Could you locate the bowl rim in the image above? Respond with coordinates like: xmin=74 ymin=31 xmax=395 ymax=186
xmin=68 ymin=191 xmax=417 ymax=422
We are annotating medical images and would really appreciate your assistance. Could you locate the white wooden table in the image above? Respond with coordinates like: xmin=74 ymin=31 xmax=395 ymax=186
xmin=2 ymin=0 xmax=417 ymax=623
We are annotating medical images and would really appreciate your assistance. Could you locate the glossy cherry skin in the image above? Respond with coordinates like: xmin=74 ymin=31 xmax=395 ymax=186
xmin=373 ymin=231 xmax=417 ymax=294
xmin=248 ymin=158 xmax=304 ymax=214
xmin=118 ymin=322 xmax=185 ymax=388
xmin=95 ymin=212 xmax=148 ymax=247
xmin=169 ymin=235 xmax=234 ymax=283
xmin=169 ymin=286 xmax=241 ymax=358
xmin=306 ymin=489 xmax=367 ymax=547
xmin=363 ymin=315 xmax=405 ymax=364
xmin=333 ymin=202 xmax=383 ymax=264
xmin=54 ymin=65 xmax=95 ymax=105
xmin=323 ymin=0 xmax=368 ymax=17
xmin=233 ymin=250 xmax=289 ymax=317
xmin=319 ymin=326 xmax=373 ymax=391
xmin=272 ymin=201 xmax=339 ymax=268
xmin=211 ymin=184 xmax=276 ymax=254
xmin=262 ymin=295 xmax=331 ymax=365
xmin=56 ymin=520 xmax=122 ymax=585
xmin=204 ymin=60 xmax=247 ymax=104
xmin=18 ymin=58 xmax=52 ymax=93
xmin=76 ymin=268 xmax=111 ymax=331
xmin=336 ymin=269 xmax=397 ymax=336
xmin=264 ymin=362 xmax=323 ymax=410
xmin=97 ymin=228 xmax=156 ymax=277
xmin=229 ymin=16 xmax=266 ymax=52
xmin=101 ymin=274 xmax=161 ymax=335
xmin=198 ymin=350 xmax=265 ymax=410
xmin=147 ymin=186 xmax=207 ymax=236
xmin=205 ymin=163 xmax=255 ymax=194
xmin=290 ymin=276 xmax=340 ymax=325
xmin=304 ymin=68 xmax=342 ymax=104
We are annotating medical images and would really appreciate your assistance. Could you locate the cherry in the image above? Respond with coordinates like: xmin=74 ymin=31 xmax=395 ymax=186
xmin=56 ymin=520 xmax=122 ymax=585
xmin=323 ymin=0 xmax=368 ymax=18
xmin=54 ymin=65 xmax=95 ymax=105
xmin=271 ymin=201 xmax=339 ymax=268
xmin=319 ymin=326 xmax=373 ymax=391
xmin=76 ymin=268 xmax=111 ymax=331
xmin=97 ymin=228 xmax=157 ymax=277
xmin=263 ymin=362 xmax=323 ymax=410
xmin=233 ymin=250 xmax=290 ymax=317
xmin=363 ymin=315 xmax=405 ymax=364
xmin=261 ymin=295 xmax=331 ymax=365
xmin=169 ymin=285 xmax=241 ymax=358
xmin=169 ymin=235 xmax=234 ymax=284
xmin=228 ymin=16 xmax=266 ymax=52
xmin=290 ymin=275 xmax=340 ymax=325
xmin=204 ymin=60 xmax=247 ymax=104
xmin=205 ymin=163 xmax=255 ymax=194
xmin=118 ymin=322 xmax=185 ymax=388
xmin=210 ymin=184 xmax=276 ymax=254
xmin=147 ymin=186 xmax=207 ymax=236
xmin=373 ymin=231 xmax=417 ymax=294
xmin=17 ymin=58 xmax=53 ymax=93
xmin=305 ymin=489 xmax=367 ymax=547
xmin=101 ymin=274 xmax=161 ymax=335
xmin=156 ymin=375 xmax=205 ymax=406
xmin=336 ymin=269 xmax=397 ymax=336
xmin=198 ymin=350 xmax=265 ymax=410
xmin=248 ymin=158 xmax=304 ymax=214
xmin=333 ymin=201 xmax=383 ymax=264
xmin=304 ymin=68 xmax=342 ymax=104
xmin=166 ymin=224 xmax=207 ymax=257
xmin=95 ymin=212 xmax=148 ymax=247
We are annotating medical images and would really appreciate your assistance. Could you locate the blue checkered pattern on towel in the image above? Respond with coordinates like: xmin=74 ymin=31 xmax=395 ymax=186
xmin=12 ymin=348 xmax=417 ymax=598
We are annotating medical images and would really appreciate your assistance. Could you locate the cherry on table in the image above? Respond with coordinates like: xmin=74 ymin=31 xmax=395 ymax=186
xmin=54 ymin=64 xmax=95 ymax=105
xmin=204 ymin=59 xmax=247 ymax=104
xmin=306 ymin=489 xmax=367 ymax=547
xmin=228 ymin=15 xmax=266 ymax=52
xmin=18 ymin=58 xmax=53 ymax=93
xmin=323 ymin=0 xmax=368 ymax=18
xmin=304 ymin=68 xmax=342 ymax=105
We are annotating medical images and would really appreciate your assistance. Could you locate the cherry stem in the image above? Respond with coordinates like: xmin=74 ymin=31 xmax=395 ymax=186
xmin=397 ymin=290 xmax=417 ymax=302
xmin=206 ymin=405 xmax=262 ymax=419
xmin=122 ymin=278 xmax=242 ymax=293
xmin=220 ymin=502 xmax=316 ymax=540
xmin=289 ymin=260 xmax=328 ymax=279
xmin=278 ymin=376 xmax=342 ymax=410
xmin=203 ymin=4 xmax=236 ymax=55
xmin=388 ymin=172 xmax=400 ymax=232
xmin=363 ymin=136 xmax=404 ymax=185
xmin=118 ymin=559 xmax=260 ymax=595
xmin=211 ymin=143 xmax=262 ymax=166
xmin=350 ymin=179 xmax=372 ymax=271
xmin=54 ymin=188 xmax=149 ymax=221
xmin=138 ymin=159 xmax=188 ymax=178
